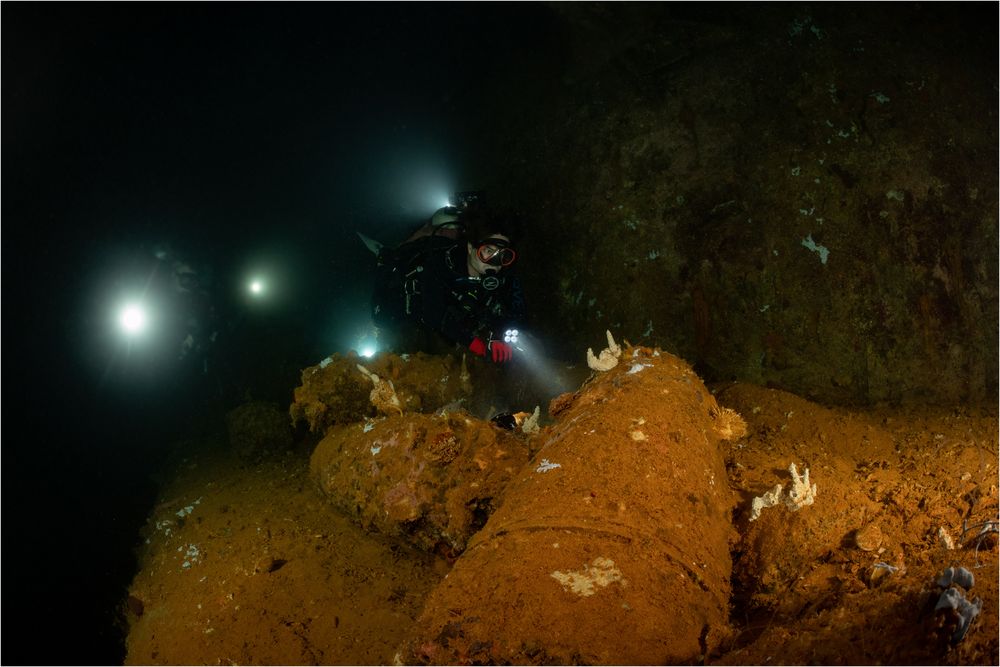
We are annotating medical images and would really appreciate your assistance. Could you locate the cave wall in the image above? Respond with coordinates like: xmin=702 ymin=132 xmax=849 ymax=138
xmin=468 ymin=3 xmax=998 ymax=407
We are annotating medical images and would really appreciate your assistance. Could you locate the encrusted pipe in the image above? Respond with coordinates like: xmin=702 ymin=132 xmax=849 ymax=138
xmin=397 ymin=347 xmax=741 ymax=665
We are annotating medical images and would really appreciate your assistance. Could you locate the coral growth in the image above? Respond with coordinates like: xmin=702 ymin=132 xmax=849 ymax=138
xmin=587 ymin=330 xmax=622 ymax=371
xmin=785 ymin=462 xmax=817 ymax=511
xmin=749 ymin=462 xmax=817 ymax=521
xmin=710 ymin=405 xmax=748 ymax=440
xmin=519 ymin=405 xmax=541 ymax=434
xmin=550 ymin=557 xmax=625 ymax=597
xmin=356 ymin=364 xmax=403 ymax=416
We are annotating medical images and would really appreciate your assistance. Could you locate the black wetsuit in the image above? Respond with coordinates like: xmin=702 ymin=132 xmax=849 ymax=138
xmin=372 ymin=236 xmax=525 ymax=350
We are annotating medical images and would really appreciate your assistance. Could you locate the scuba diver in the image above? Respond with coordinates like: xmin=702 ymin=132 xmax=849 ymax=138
xmin=363 ymin=194 xmax=525 ymax=363
xmin=151 ymin=243 xmax=219 ymax=372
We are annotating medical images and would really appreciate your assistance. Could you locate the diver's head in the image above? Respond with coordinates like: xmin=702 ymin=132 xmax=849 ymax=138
xmin=467 ymin=234 xmax=515 ymax=277
xmin=431 ymin=206 xmax=460 ymax=228
xmin=457 ymin=205 xmax=522 ymax=277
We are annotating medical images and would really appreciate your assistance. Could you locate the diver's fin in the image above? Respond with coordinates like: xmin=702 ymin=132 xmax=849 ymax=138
xmin=357 ymin=232 xmax=384 ymax=256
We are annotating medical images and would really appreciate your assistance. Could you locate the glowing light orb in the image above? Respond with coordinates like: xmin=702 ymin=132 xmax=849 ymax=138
xmin=249 ymin=279 xmax=264 ymax=295
xmin=119 ymin=304 xmax=147 ymax=335
xmin=360 ymin=345 xmax=376 ymax=358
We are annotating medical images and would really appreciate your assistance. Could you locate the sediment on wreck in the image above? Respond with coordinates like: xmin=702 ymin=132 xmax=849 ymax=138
xmin=290 ymin=351 xmax=472 ymax=434
xmin=397 ymin=347 xmax=741 ymax=665
xmin=310 ymin=412 xmax=531 ymax=555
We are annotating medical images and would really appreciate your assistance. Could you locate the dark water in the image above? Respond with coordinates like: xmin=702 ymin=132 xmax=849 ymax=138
xmin=3 ymin=228 xmax=356 ymax=663
xmin=2 ymin=4 xmax=561 ymax=664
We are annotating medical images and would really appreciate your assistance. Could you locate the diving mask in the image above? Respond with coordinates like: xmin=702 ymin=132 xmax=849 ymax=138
xmin=476 ymin=237 xmax=516 ymax=267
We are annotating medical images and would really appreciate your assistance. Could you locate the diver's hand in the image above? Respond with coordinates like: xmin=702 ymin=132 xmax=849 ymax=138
xmin=469 ymin=337 xmax=488 ymax=357
xmin=489 ymin=341 xmax=513 ymax=363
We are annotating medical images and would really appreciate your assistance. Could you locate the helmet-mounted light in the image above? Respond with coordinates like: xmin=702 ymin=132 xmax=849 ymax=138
xmin=449 ymin=191 xmax=482 ymax=209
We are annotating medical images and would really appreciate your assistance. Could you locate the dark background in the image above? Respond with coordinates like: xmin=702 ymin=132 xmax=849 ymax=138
xmin=2 ymin=4 xmax=561 ymax=664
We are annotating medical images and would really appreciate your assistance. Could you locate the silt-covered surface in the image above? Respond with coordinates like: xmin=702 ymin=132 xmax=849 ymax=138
xmin=124 ymin=347 xmax=998 ymax=665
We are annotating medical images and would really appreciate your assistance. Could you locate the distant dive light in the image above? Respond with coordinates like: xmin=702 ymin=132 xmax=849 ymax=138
xmin=357 ymin=335 xmax=377 ymax=358
xmin=118 ymin=303 xmax=147 ymax=336
xmin=248 ymin=278 xmax=264 ymax=296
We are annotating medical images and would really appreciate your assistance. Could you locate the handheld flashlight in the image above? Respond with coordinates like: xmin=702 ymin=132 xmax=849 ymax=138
xmin=503 ymin=328 xmax=524 ymax=351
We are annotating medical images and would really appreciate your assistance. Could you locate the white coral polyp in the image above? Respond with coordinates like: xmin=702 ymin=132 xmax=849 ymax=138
xmin=357 ymin=364 xmax=402 ymax=415
xmin=749 ymin=484 xmax=783 ymax=522
xmin=749 ymin=463 xmax=817 ymax=521
xmin=784 ymin=463 xmax=817 ymax=511
xmin=587 ymin=330 xmax=623 ymax=371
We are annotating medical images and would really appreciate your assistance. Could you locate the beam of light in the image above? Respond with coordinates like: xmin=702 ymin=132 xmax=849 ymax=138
xmin=360 ymin=344 xmax=376 ymax=358
xmin=509 ymin=331 xmax=579 ymax=400
xmin=248 ymin=279 xmax=265 ymax=295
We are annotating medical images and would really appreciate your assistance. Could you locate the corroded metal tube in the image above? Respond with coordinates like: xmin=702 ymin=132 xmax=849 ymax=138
xmin=398 ymin=348 xmax=739 ymax=665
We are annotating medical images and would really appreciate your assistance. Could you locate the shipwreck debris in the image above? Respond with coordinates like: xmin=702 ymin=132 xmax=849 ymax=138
xmin=934 ymin=566 xmax=982 ymax=644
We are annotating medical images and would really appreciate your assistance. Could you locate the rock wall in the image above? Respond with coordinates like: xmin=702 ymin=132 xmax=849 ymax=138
xmin=465 ymin=4 xmax=998 ymax=406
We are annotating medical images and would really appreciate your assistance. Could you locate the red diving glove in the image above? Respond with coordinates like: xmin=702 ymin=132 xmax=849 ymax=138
xmin=468 ymin=337 xmax=488 ymax=357
xmin=489 ymin=340 xmax=513 ymax=363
